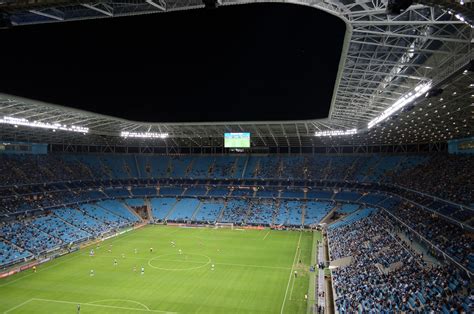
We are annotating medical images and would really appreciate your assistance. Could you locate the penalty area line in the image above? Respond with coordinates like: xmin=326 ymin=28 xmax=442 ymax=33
xmin=30 ymin=298 xmax=176 ymax=313
xmin=3 ymin=298 xmax=34 ymax=314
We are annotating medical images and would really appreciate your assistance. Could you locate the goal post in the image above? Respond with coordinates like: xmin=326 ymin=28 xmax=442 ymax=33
xmin=214 ymin=222 xmax=234 ymax=230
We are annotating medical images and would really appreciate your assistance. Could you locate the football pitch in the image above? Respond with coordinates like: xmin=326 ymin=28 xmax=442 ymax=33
xmin=0 ymin=225 xmax=320 ymax=314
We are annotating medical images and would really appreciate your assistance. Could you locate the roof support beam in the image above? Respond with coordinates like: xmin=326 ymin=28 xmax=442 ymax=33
xmin=352 ymin=29 xmax=472 ymax=44
xmin=29 ymin=10 xmax=63 ymax=21
xmin=145 ymin=0 xmax=166 ymax=11
xmin=81 ymin=4 xmax=113 ymax=17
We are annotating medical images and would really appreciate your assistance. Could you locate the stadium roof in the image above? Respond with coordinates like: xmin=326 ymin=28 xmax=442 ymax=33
xmin=0 ymin=0 xmax=473 ymax=148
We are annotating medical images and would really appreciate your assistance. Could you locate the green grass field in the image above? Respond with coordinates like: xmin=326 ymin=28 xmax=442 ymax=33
xmin=0 ymin=226 xmax=320 ymax=314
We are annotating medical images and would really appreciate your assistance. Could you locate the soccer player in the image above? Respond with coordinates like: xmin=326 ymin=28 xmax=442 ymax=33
xmin=90 ymin=249 xmax=94 ymax=257
xmin=171 ymin=241 xmax=175 ymax=247
xmin=141 ymin=266 xmax=145 ymax=275
xmin=211 ymin=264 xmax=215 ymax=271
xmin=114 ymin=258 xmax=118 ymax=266
xmin=32 ymin=266 xmax=36 ymax=273
xmin=150 ymin=247 xmax=153 ymax=253
xmin=90 ymin=269 xmax=94 ymax=277
xmin=178 ymin=249 xmax=182 ymax=255
xmin=294 ymin=270 xmax=297 ymax=278
xmin=77 ymin=304 xmax=81 ymax=313
xmin=133 ymin=265 xmax=137 ymax=272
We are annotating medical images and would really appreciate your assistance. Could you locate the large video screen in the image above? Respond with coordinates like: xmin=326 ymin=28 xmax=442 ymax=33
xmin=224 ymin=132 xmax=250 ymax=148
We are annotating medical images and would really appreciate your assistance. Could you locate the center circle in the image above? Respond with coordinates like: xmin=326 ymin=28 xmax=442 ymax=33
xmin=148 ymin=253 xmax=211 ymax=271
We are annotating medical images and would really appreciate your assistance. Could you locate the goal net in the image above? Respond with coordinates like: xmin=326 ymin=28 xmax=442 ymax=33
xmin=214 ymin=222 xmax=234 ymax=230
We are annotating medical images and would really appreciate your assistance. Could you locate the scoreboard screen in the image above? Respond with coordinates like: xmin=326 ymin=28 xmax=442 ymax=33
xmin=224 ymin=133 xmax=250 ymax=148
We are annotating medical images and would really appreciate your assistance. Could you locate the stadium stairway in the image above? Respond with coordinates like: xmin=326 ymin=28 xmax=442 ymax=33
xmin=145 ymin=199 xmax=153 ymax=221
xmin=328 ymin=207 xmax=377 ymax=229
xmin=190 ymin=201 xmax=203 ymax=221
xmin=319 ymin=203 xmax=340 ymax=225
xmin=134 ymin=155 xmax=141 ymax=178
xmin=240 ymin=155 xmax=250 ymax=179
xmin=98 ymin=157 xmax=113 ymax=179
xmin=216 ymin=201 xmax=228 ymax=222
xmin=301 ymin=204 xmax=307 ymax=225
xmin=122 ymin=202 xmax=144 ymax=222
xmin=163 ymin=200 xmax=180 ymax=221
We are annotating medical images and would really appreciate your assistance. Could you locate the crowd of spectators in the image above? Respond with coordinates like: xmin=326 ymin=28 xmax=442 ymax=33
xmin=0 ymin=153 xmax=472 ymax=208
xmin=391 ymin=154 xmax=474 ymax=206
xmin=328 ymin=212 xmax=471 ymax=313
xmin=387 ymin=202 xmax=473 ymax=273
xmin=0 ymin=154 xmax=92 ymax=186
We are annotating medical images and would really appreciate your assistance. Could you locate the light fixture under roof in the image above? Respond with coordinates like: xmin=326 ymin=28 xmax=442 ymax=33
xmin=121 ymin=131 xmax=169 ymax=138
xmin=368 ymin=81 xmax=432 ymax=129
xmin=315 ymin=129 xmax=357 ymax=137
xmin=0 ymin=116 xmax=89 ymax=133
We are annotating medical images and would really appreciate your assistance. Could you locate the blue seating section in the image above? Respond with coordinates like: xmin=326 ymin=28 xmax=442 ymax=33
xmin=306 ymin=190 xmax=333 ymax=199
xmin=231 ymin=189 xmax=253 ymax=197
xmin=206 ymin=188 xmax=229 ymax=197
xmin=377 ymin=197 xmax=401 ymax=210
xmin=338 ymin=204 xmax=359 ymax=214
xmin=150 ymin=197 xmax=177 ymax=220
xmin=167 ymin=198 xmax=201 ymax=221
xmin=170 ymin=156 xmax=192 ymax=177
xmin=159 ymin=187 xmax=184 ymax=196
xmin=257 ymin=189 xmax=279 ymax=198
xmin=212 ymin=156 xmax=237 ymax=178
xmin=79 ymin=203 xmax=130 ymax=228
xmin=284 ymin=201 xmax=304 ymax=226
xmin=1 ymin=221 xmax=62 ymax=254
xmin=0 ymin=240 xmax=31 ymax=267
xmin=188 ymin=157 xmax=212 ymax=178
xmin=329 ymin=207 xmax=377 ymax=229
xmin=304 ymin=201 xmax=333 ymax=225
xmin=124 ymin=198 xmax=145 ymax=207
xmin=132 ymin=187 xmax=157 ymax=197
xmin=282 ymin=189 xmax=305 ymax=198
xmin=54 ymin=207 xmax=108 ymax=236
xmin=334 ymin=191 xmax=362 ymax=202
xmin=101 ymin=156 xmax=128 ymax=179
xmin=184 ymin=187 xmax=207 ymax=196
xmin=122 ymin=155 xmax=139 ymax=178
xmin=358 ymin=193 xmax=387 ymax=205
xmin=104 ymin=188 xmax=131 ymax=198
xmin=194 ymin=200 xmax=223 ymax=222
xmin=246 ymin=200 xmax=277 ymax=225
xmin=31 ymin=215 xmax=91 ymax=243
xmin=221 ymin=199 xmax=249 ymax=223
xmin=96 ymin=200 xmax=139 ymax=222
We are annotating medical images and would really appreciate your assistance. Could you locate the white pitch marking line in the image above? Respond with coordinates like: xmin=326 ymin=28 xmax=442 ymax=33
xmin=86 ymin=253 xmax=290 ymax=270
xmin=280 ymin=232 xmax=302 ymax=314
xmin=0 ymin=254 xmax=82 ymax=288
xmin=263 ymin=230 xmax=270 ymax=240
xmin=89 ymin=299 xmax=150 ymax=310
xmin=289 ymin=242 xmax=302 ymax=301
xmin=3 ymin=298 xmax=34 ymax=314
xmin=31 ymin=298 xmax=176 ymax=313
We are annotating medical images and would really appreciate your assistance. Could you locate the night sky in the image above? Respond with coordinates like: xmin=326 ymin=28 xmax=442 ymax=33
xmin=0 ymin=3 xmax=345 ymax=122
